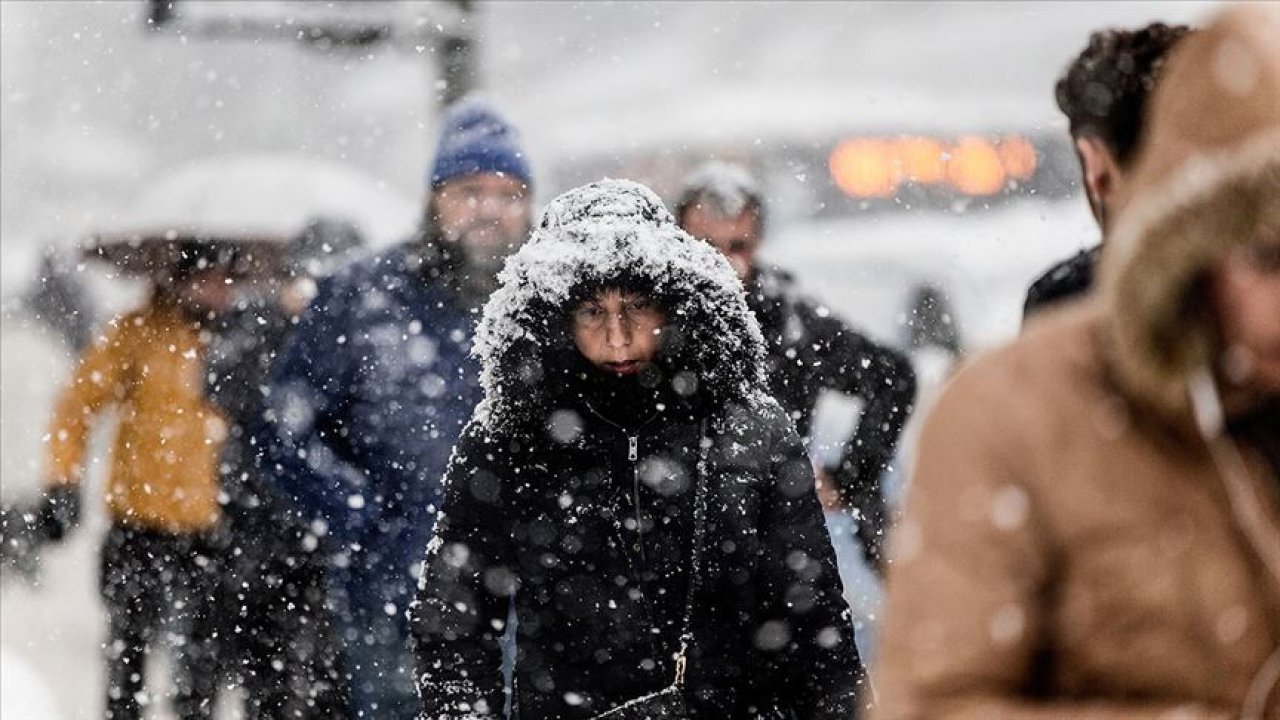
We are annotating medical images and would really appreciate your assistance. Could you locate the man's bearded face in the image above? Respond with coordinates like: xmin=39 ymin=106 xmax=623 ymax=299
xmin=434 ymin=173 xmax=531 ymax=274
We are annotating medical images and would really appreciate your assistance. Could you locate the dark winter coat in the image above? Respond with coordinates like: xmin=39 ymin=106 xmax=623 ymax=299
xmin=206 ymin=300 xmax=347 ymax=717
xmin=747 ymin=266 xmax=916 ymax=570
xmin=412 ymin=180 xmax=863 ymax=720
xmin=1021 ymin=244 xmax=1099 ymax=322
xmin=258 ymin=241 xmax=482 ymax=609
xmin=207 ymin=300 xmax=296 ymax=550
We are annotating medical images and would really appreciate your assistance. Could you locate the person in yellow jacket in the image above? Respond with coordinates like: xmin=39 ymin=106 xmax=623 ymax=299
xmin=43 ymin=245 xmax=235 ymax=720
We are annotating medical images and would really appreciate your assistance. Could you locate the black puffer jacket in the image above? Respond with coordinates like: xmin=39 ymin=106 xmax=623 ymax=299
xmin=412 ymin=180 xmax=864 ymax=719
xmin=747 ymin=267 xmax=915 ymax=572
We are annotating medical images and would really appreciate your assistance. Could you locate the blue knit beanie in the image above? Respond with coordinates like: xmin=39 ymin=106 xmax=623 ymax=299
xmin=428 ymin=97 xmax=532 ymax=189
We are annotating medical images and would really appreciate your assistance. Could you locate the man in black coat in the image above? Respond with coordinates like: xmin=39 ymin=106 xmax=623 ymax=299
xmin=412 ymin=180 xmax=865 ymax=719
xmin=204 ymin=218 xmax=363 ymax=718
xmin=675 ymin=162 xmax=915 ymax=575
xmin=1023 ymin=22 xmax=1191 ymax=321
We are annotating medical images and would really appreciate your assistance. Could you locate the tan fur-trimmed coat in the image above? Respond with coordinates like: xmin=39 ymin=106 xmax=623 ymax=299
xmin=873 ymin=5 xmax=1280 ymax=718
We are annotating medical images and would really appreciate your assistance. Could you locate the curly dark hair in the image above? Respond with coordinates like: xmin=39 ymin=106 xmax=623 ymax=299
xmin=1055 ymin=22 xmax=1192 ymax=167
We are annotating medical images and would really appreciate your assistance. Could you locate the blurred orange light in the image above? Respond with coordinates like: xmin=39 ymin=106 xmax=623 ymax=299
xmin=897 ymin=136 xmax=946 ymax=184
xmin=947 ymin=137 xmax=1005 ymax=195
xmin=829 ymin=139 xmax=898 ymax=198
xmin=830 ymin=134 xmax=1031 ymax=199
xmin=997 ymin=135 xmax=1038 ymax=180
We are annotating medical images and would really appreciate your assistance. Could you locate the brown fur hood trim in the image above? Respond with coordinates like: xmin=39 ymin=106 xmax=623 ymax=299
xmin=1098 ymin=4 xmax=1280 ymax=422
xmin=1100 ymin=131 xmax=1280 ymax=421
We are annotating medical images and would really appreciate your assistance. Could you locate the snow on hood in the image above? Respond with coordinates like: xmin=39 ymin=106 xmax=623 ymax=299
xmin=473 ymin=178 xmax=766 ymax=432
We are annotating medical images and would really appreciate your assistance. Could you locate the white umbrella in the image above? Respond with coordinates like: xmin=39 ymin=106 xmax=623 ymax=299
xmin=85 ymin=154 xmax=420 ymax=275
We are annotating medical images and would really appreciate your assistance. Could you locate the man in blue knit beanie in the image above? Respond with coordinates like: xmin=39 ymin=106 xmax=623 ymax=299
xmin=426 ymin=95 xmax=534 ymax=304
xmin=259 ymin=96 xmax=533 ymax=720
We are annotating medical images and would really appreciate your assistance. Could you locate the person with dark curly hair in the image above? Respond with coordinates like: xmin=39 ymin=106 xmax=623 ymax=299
xmin=1023 ymin=21 xmax=1192 ymax=321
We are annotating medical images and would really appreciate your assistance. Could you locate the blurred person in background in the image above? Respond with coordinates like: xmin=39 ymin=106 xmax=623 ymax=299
xmin=1 ymin=248 xmax=94 ymax=580
xmin=675 ymin=161 xmax=916 ymax=577
xmin=1023 ymin=21 xmax=1192 ymax=321
xmin=258 ymin=97 xmax=534 ymax=719
xmin=22 ymin=246 xmax=96 ymax=353
xmin=413 ymin=179 xmax=865 ymax=719
xmin=205 ymin=218 xmax=365 ymax=718
xmin=875 ymin=5 xmax=1280 ymax=718
xmin=8 ymin=244 xmax=237 ymax=719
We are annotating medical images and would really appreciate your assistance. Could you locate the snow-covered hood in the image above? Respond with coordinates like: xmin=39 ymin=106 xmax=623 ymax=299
xmin=472 ymin=179 xmax=766 ymax=432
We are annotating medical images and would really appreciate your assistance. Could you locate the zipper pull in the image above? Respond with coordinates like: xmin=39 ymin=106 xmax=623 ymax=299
xmin=628 ymin=435 xmax=638 ymax=462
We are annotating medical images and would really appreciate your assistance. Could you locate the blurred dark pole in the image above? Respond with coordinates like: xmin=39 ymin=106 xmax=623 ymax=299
xmin=440 ymin=0 xmax=477 ymax=105
xmin=146 ymin=0 xmax=176 ymax=31
xmin=141 ymin=0 xmax=478 ymax=110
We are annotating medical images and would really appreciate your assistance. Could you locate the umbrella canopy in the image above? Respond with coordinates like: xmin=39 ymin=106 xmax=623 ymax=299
xmin=84 ymin=154 xmax=420 ymax=275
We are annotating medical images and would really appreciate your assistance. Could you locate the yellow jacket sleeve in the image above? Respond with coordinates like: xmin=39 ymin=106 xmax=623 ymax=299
xmin=45 ymin=317 xmax=131 ymax=487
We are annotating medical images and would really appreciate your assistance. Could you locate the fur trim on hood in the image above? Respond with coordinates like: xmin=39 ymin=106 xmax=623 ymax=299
xmin=472 ymin=179 xmax=766 ymax=433
xmin=1100 ymin=4 xmax=1280 ymax=422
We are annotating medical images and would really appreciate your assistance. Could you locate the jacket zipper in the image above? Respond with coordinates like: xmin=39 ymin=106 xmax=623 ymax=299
xmin=583 ymin=401 xmax=689 ymax=678
xmin=583 ymin=402 xmax=659 ymax=564
xmin=630 ymin=439 xmax=643 ymax=562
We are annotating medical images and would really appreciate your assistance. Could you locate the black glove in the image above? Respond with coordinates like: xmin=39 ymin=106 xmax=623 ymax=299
xmin=1 ymin=485 xmax=81 ymax=547
xmin=0 ymin=502 xmax=40 ymax=579
xmin=33 ymin=485 xmax=82 ymax=542
xmin=1 ymin=486 xmax=82 ymax=581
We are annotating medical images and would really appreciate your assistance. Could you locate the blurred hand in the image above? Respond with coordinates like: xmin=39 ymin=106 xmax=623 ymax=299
xmin=0 ymin=502 xmax=43 ymax=582
xmin=34 ymin=485 xmax=81 ymax=542
xmin=813 ymin=464 xmax=843 ymax=511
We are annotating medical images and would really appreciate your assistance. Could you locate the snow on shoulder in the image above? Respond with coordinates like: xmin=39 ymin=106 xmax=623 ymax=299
xmin=473 ymin=178 xmax=767 ymax=432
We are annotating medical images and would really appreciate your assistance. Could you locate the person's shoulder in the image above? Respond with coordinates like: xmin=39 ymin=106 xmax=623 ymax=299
xmin=757 ymin=264 xmax=855 ymax=332
xmin=754 ymin=265 xmax=797 ymax=297
xmin=87 ymin=308 xmax=147 ymax=348
xmin=934 ymin=301 xmax=1105 ymax=430
xmin=310 ymin=240 xmax=444 ymax=323
xmin=111 ymin=307 xmax=150 ymax=330
xmin=719 ymin=390 xmax=795 ymax=443
xmin=446 ymin=413 xmax=534 ymax=477
xmin=322 ymin=240 xmax=415 ymax=292
xmin=1024 ymin=244 xmax=1101 ymax=314
xmin=757 ymin=265 xmax=815 ymax=314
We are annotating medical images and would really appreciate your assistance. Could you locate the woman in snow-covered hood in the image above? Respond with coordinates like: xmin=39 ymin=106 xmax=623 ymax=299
xmin=411 ymin=179 xmax=865 ymax=719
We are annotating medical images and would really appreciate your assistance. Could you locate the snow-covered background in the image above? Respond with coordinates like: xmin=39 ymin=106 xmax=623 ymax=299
xmin=1 ymin=2 xmax=1218 ymax=717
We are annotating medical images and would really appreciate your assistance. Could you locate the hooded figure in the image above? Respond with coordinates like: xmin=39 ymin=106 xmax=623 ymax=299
xmin=412 ymin=180 xmax=865 ymax=719
xmin=874 ymin=5 xmax=1280 ymax=719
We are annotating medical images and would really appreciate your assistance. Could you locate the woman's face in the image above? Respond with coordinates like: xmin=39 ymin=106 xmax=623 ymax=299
xmin=571 ymin=289 xmax=666 ymax=376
